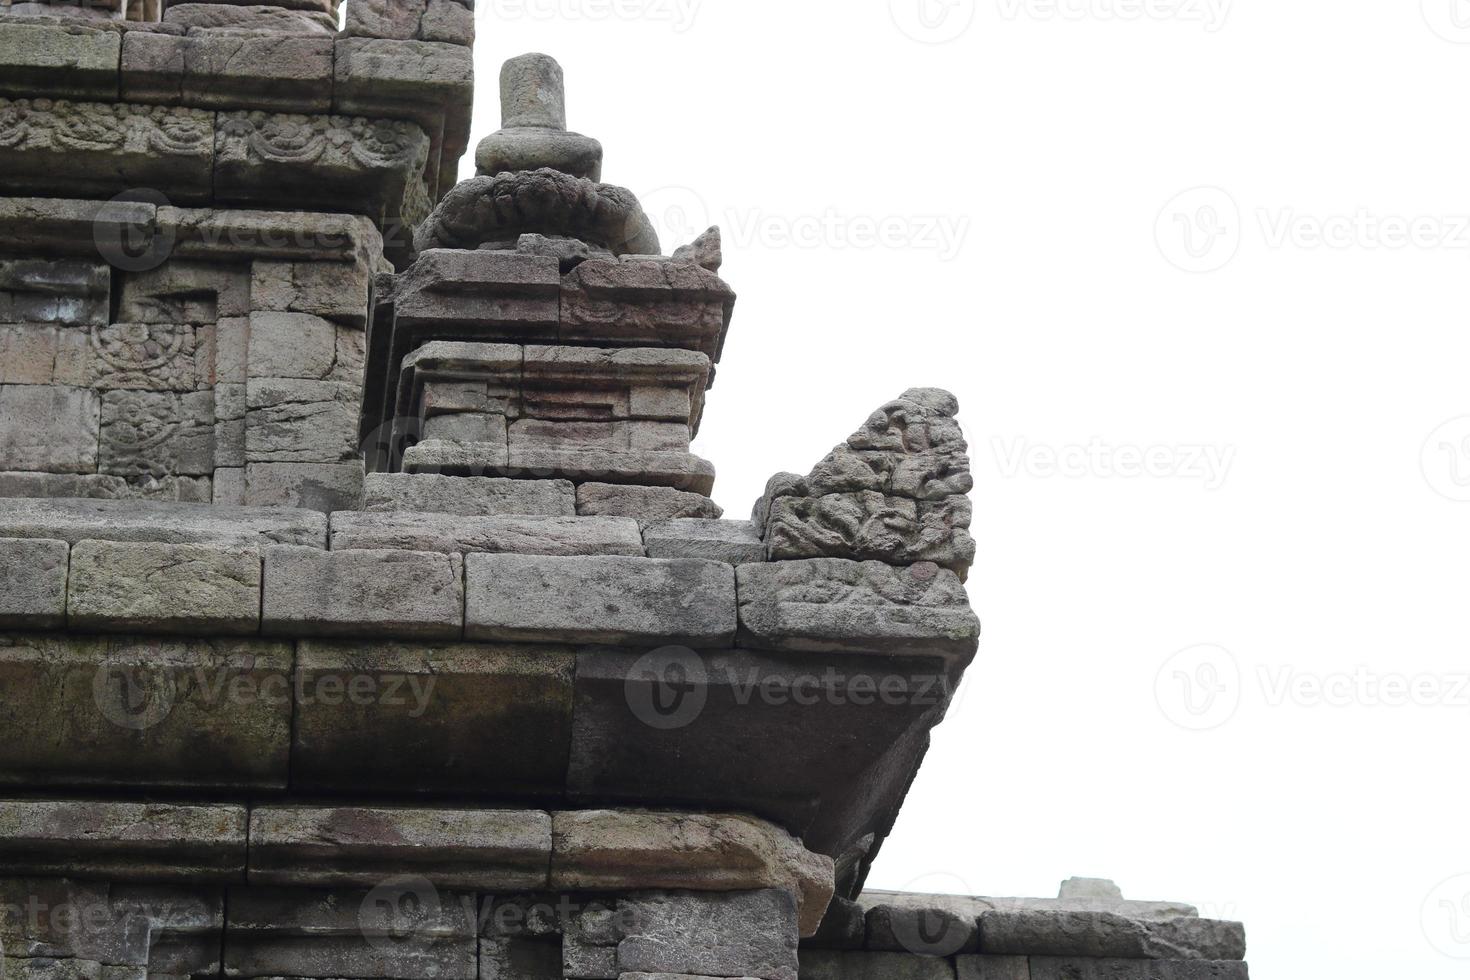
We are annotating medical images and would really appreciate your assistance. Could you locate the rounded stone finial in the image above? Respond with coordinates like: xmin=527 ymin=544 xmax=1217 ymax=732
xmin=501 ymin=53 xmax=567 ymax=131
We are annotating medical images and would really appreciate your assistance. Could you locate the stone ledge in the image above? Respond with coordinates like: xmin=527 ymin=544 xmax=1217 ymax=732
xmin=464 ymin=553 xmax=736 ymax=647
xmin=0 ymin=497 xmax=327 ymax=547
xmin=0 ymin=799 xmax=247 ymax=878
xmin=262 ymin=545 xmax=464 ymax=639
xmin=330 ymin=510 xmax=645 ymax=558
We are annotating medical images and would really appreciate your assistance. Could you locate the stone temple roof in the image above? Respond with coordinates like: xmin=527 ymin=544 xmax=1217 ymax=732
xmin=0 ymin=3 xmax=1246 ymax=979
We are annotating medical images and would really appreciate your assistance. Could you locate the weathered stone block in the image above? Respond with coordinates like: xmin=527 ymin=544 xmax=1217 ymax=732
xmin=1026 ymin=961 xmax=1248 ymax=980
xmin=251 ymin=258 xmax=372 ymax=328
xmin=465 ymin=554 xmax=735 ymax=647
xmin=164 ymin=3 xmax=339 ymax=33
xmin=419 ymin=0 xmax=474 ymax=44
xmin=262 ymin=545 xmax=464 ymax=639
xmin=618 ymin=889 xmax=799 ymax=980
xmin=644 ymin=519 xmax=764 ymax=564
xmin=576 ymin=482 xmax=722 ymax=520
xmin=0 ymin=537 xmax=67 ymax=629
xmin=956 ymin=956 xmax=1032 ymax=980
xmin=506 ymin=447 xmax=716 ymax=495
xmin=551 ymin=810 xmax=834 ymax=938
xmin=422 ymin=410 xmax=507 ymax=444
xmin=246 ymin=378 xmax=360 ymax=463
xmin=0 ymin=497 xmax=327 ymax=547
xmin=0 ymin=258 xmax=109 ymax=325
xmin=0 ymin=384 xmax=99 ymax=473
xmin=244 ymin=461 xmax=364 ymax=512
xmin=290 ymin=639 xmax=575 ymax=797
xmin=68 ymin=540 xmax=262 ymax=635
xmin=799 ymin=950 xmax=957 ymax=980
xmin=99 ymin=389 xmax=216 ymax=479
xmin=0 ymin=22 xmax=121 ymax=100
xmin=345 ymin=0 xmax=426 ymax=38
xmin=765 ymin=492 xmax=976 ymax=576
xmin=737 ymin=559 xmax=980 ymax=662
xmin=978 ymin=912 xmax=1246 ymax=961
xmin=362 ymin=473 xmax=575 ymax=517
xmin=249 ymin=806 xmax=552 ymax=889
xmin=333 ymin=37 xmax=475 ymax=113
xmin=247 ymin=311 xmax=338 ymax=380
xmin=0 ymin=800 xmax=247 ymax=879
xmin=480 ymin=936 xmax=563 ymax=979
xmin=331 ymin=511 xmax=644 ymax=557
xmin=122 ymin=31 xmax=334 ymax=111
xmin=0 ymin=325 xmax=58 ymax=384
xmin=225 ymin=885 xmax=478 ymax=980
xmin=0 ymin=633 xmax=292 ymax=790
xmin=804 ymin=896 xmax=867 ymax=950
xmin=867 ymin=900 xmax=978 ymax=956
xmin=0 ymin=99 xmax=215 ymax=203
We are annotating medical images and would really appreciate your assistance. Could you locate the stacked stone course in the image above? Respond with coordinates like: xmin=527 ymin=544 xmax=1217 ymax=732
xmin=0 ymin=5 xmax=1248 ymax=979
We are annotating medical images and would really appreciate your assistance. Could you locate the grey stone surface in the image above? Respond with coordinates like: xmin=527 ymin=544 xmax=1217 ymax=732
xmin=291 ymin=639 xmax=575 ymax=797
xmin=0 ymin=257 xmax=109 ymax=325
xmin=799 ymin=950 xmax=957 ymax=980
xmin=618 ymin=889 xmax=799 ymax=980
xmin=262 ymin=545 xmax=464 ymax=639
xmin=859 ymin=892 xmax=1199 ymax=925
xmin=576 ymin=482 xmax=722 ymax=520
xmin=0 ymin=537 xmax=67 ymax=628
xmin=644 ymin=519 xmax=764 ymax=564
xmin=804 ymin=896 xmax=867 ymax=950
xmin=866 ymin=900 xmax=979 ymax=957
xmin=243 ymin=461 xmax=364 ymax=512
xmin=765 ymin=492 xmax=975 ymax=576
xmin=0 ymin=497 xmax=328 ymax=546
xmin=164 ymin=3 xmax=339 ymax=33
xmin=0 ymin=384 xmax=99 ymax=473
xmin=978 ymin=912 xmax=1246 ymax=961
xmin=0 ymin=22 xmax=120 ymax=100
xmin=737 ymin=559 xmax=980 ymax=662
xmin=225 ymin=884 xmax=478 ymax=980
xmin=362 ymin=473 xmax=576 ymax=516
xmin=480 ymin=936 xmax=563 ymax=979
xmin=245 ymin=378 xmax=360 ymax=463
xmin=551 ymin=810 xmax=834 ymax=938
xmin=560 ymin=258 xmax=735 ymax=362
xmin=507 ymin=447 xmax=716 ymax=495
xmin=1027 ymin=961 xmax=1248 ymax=980
xmin=956 ymin=956 xmax=1032 ymax=980
xmin=67 ymin=540 xmax=262 ymax=635
xmin=419 ymin=0 xmax=475 ymax=44
xmin=122 ymin=31 xmax=334 ymax=111
xmin=477 ymin=55 xmax=602 ymax=181
xmin=1060 ymin=879 xmax=1125 ymax=902
xmin=331 ymin=511 xmax=645 ymax=557
xmin=465 ymin=554 xmax=735 ymax=647
xmin=248 ymin=806 xmax=553 ymax=889
xmin=0 ymin=633 xmax=292 ymax=790
xmin=0 ymin=800 xmax=246 ymax=879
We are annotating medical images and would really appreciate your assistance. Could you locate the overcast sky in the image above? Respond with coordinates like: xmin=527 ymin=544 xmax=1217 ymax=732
xmin=454 ymin=3 xmax=1470 ymax=977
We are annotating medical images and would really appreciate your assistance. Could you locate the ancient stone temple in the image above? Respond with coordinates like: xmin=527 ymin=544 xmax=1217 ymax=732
xmin=0 ymin=2 xmax=1251 ymax=979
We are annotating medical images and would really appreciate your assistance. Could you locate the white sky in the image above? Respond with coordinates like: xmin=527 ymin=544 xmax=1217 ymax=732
xmin=456 ymin=3 xmax=1470 ymax=977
